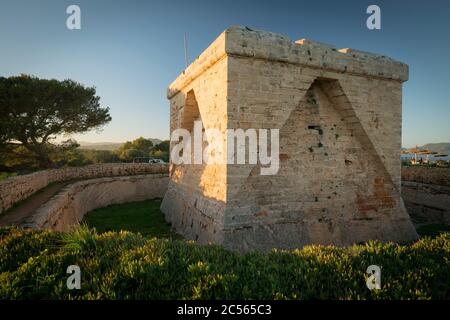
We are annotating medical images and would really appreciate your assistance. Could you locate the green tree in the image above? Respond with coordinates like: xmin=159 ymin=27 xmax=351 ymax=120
xmin=131 ymin=137 xmax=153 ymax=152
xmin=81 ymin=150 xmax=119 ymax=164
xmin=0 ymin=75 xmax=111 ymax=168
xmin=116 ymin=137 xmax=153 ymax=162
xmin=148 ymin=140 xmax=169 ymax=162
xmin=121 ymin=149 xmax=146 ymax=162
xmin=153 ymin=140 xmax=169 ymax=153
xmin=150 ymin=149 xmax=169 ymax=162
xmin=51 ymin=139 xmax=90 ymax=167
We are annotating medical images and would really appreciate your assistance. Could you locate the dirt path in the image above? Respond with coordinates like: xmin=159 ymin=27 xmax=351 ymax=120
xmin=0 ymin=181 xmax=71 ymax=227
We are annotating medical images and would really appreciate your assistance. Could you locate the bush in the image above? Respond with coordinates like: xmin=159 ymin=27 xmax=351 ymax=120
xmin=0 ymin=226 xmax=449 ymax=299
xmin=0 ymin=172 xmax=17 ymax=181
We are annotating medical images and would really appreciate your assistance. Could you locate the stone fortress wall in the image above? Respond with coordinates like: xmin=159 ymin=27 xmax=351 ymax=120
xmin=162 ymin=30 xmax=229 ymax=245
xmin=0 ymin=163 xmax=168 ymax=214
xmin=162 ymin=26 xmax=419 ymax=251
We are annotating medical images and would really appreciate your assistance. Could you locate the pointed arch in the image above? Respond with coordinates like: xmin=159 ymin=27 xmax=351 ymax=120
xmin=181 ymin=89 xmax=201 ymax=132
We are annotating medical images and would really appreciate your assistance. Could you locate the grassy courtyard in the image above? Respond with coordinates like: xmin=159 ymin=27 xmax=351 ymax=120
xmin=83 ymin=199 xmax=180 ymax=239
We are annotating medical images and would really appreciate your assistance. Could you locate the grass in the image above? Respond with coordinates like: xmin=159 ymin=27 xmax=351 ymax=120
xmin=61 ymin=223 xmax=98 ymax=253
xmin=2 ymin=197 xmax=450 ymax=299
xmin=0 ymin=226 xmax=449 ymax=299
xmin=83 ymin=199 xmax=181 ymax=239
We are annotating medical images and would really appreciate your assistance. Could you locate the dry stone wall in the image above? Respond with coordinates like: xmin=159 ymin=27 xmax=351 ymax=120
xmin=0 ymin=163 xmax=168 ymax=214
xmin=401 ymin=167 xmax=450 ymax=226
xmin=402 ymin=166 xmax=450 ymax=186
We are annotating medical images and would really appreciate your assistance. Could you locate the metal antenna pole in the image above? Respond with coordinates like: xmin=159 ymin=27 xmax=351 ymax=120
xmin=184 ymin=33 xmax=188 ymax=69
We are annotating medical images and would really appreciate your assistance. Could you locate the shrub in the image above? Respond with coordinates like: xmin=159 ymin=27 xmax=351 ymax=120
xmin=0 ymin=227 xmax=449 ymax=300
xmin=61 ymin=224 xmax=98 ymax=254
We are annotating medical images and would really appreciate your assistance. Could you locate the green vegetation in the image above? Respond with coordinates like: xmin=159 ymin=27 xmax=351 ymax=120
xmin=83 ymin=199 xmax=180 ymax=239
xmin=150 ymin=140 xmax=170 ymax=162
xmin=0 ymin=76 xmax=170 ymax=172
xmin=0 ymin=75 xmax=111 ymax=169
xmin=116 ymin=137 xmax=154 ymax=162
xmin=49 ymin=137 xmax=170 ymax=168
xmin=0 ymin=225 xmax=449 ymax=299
xmin=0 ymin=172 xmax=17 ymax=181
xmin=0 ymin=137 xmax=170 ymax=176
xmin=115 ymin=137 xmax=169 ymax=162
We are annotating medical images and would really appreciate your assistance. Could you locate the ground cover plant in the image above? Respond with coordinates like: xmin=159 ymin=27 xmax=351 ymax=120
xmin=0 ymin=224 xmax=449 ymax=300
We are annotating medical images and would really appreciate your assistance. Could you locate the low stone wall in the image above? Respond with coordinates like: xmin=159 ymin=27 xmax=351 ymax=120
xmin=0 ymin=163 xmax=168 ymax=214
xmin=23 ymin=174 xmax=169 ymax=231
xmin=402 ymin=166 xmax=450 ymax=186
xmin=401 ymin=167 xmax=450 ymax=227
xmin=402 ymin=181 xmax=450 ymax=226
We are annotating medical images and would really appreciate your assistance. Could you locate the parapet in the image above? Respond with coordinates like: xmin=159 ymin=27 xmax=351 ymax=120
xmin=168 ymin=25 xmax=409 ymax=98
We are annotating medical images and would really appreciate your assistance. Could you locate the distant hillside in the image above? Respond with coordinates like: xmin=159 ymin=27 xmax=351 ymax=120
xmin=422 ymin=143 xmax=450 ymax=154
xmin=78 ymin=142 xmax=123 ymax=151
xmin=79 ymin=138 xmax=163 ymax=151
xmin=403 ymin=143 xmax=450 ymax=154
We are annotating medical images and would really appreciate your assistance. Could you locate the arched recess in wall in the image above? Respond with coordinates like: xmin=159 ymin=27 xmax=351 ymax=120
xmin=178 ymin=89 xmax=206 ymax=167
xmin=181 ymin=89 xmax=201 ymax=132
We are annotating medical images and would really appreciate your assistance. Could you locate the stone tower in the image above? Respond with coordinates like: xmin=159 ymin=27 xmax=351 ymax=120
xmin=161 ymin=26 xmax=418 ymax=251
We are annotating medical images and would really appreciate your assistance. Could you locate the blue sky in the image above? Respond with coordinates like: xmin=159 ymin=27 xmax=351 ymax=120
xmin=0 ymin=0 xmax=449 ymax=147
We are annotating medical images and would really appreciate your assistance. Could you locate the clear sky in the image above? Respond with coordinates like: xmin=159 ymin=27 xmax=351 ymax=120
xmin=0 ymin=0 xmax=449 ymax=147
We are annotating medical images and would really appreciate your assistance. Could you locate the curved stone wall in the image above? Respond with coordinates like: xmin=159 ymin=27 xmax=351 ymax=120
xmin=0 ymin=163 xmax=168 ymax=214
xmin=23 ymin=173 xmax=169 ymax=231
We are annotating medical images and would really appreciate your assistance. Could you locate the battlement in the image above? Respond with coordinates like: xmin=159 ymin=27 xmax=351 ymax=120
xmin=168 ymin=26 xmax=408 ymax=99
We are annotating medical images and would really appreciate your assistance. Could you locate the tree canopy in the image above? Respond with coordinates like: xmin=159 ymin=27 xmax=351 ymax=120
xmin=116 ymin=137 xmax=154 ymax=162
xmin=0 ymin=75 xmax=111 ymax=168
xmin=115 ymin=138 xmax=169 ymax=162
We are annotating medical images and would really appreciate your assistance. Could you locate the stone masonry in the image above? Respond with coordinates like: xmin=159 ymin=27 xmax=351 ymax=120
xmin=401 ymin=167 xmax=450 ymax=227
xmin=161 ymin=26 xmax=418 ymax=251
xmin=0 ymin=163 xmax=168 ymax=214
xmin=25 ymin=174 xmax=168 ymax=232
